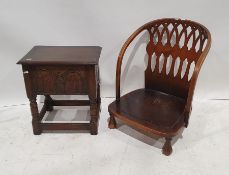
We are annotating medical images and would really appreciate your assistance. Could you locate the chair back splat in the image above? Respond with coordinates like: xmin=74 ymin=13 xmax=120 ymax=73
xmin=145 ymin=19 xmax=210 ymax=99
xmin=116 ymin=18 xmax=211 ymax=101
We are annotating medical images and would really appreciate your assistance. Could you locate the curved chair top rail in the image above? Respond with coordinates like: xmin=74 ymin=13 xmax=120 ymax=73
xmin=116 ymin=18 xmax=211 ymax=112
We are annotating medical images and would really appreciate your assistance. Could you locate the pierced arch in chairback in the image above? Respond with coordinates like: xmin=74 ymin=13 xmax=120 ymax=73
xmin=141 ymin=18 xmax=210 ymax=99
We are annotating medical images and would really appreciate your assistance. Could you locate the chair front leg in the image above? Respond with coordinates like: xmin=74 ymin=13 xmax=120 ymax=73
xmin=162 ymin=137 xmax=173 ymax=156
xmin=108 ymin=112 xmax=117 ymax=129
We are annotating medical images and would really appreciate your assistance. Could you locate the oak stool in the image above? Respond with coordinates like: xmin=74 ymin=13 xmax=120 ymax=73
xmin=17 ymin=46 xmax=101 ymax=135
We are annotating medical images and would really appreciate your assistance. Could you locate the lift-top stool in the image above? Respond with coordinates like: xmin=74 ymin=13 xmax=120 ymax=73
xmin=17 ymin=46 xmax=101 ymax=135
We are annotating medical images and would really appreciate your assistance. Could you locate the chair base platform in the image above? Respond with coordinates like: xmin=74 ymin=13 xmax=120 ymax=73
xmin=108 ymin=89 xmax=186 ymax=137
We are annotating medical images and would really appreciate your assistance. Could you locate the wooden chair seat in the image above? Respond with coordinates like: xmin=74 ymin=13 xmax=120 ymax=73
xmin=109 ymin=89 xmax=185 ymax=136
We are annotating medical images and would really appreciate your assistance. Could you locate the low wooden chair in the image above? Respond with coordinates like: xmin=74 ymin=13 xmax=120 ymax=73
xmin=108 ymin=18 xmax=211 ymax=155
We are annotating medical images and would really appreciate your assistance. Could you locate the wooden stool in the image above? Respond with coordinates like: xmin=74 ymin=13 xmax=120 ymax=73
xmin=17 ymin=46 xmax=101 ymax=135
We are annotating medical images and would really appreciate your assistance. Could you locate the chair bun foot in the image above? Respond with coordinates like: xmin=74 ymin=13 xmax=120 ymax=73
xmin=162 ymin=137 xmax=173 ymax=156
xmin=108 ymin=114 xmax=117 ymax=129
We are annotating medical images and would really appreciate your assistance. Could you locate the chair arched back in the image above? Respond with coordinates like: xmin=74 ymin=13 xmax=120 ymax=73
xmin=116 ymin=18 xmax=211 ymax=102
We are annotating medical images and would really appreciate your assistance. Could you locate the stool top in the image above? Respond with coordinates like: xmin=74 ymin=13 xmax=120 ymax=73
xmin=17 ymin=46 xmax=102 ymax=65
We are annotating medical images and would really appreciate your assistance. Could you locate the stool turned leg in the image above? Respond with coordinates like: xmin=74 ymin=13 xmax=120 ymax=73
xmin=97 ymin=83 xmax=101 ymax=112
xmin=89 ymin=98 xmax=98 ymax=135
xmin=97 ymin=84 xmax=101 ymax=104
xmin=162 ymin=137 xmax=173 ymax=156
xmin=97 ymin=68 xmax=101 ymax=105
xmin=88 ymin=67 xmax=99 ymax=135
xmin=90 ymin=118 xmax=98 ymax=135
xmin=44 ymin=95 xmax=53 ymax=111
xmin=29 ymin=96 xmax=42 ymax=135
xmin=108 ymin=113 xmax=117 ymax=129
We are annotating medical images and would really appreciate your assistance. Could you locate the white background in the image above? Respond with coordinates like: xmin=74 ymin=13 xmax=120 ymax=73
xmin=0 ymin=0 xmax=229 ymax=107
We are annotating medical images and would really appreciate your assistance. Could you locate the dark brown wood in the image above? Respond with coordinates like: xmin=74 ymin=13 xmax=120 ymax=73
xmin=90 ymin=101 xmax=101 ymax=135
xmin=29 ymin=96 xmax=42 ymax=135
xmin=109 ymin=89 xmax=185 ymax=136
xmin=17 ymin=46 xmax=101 ymax=135
xmin=108 ymin=18 xmax=211 ymax=155
xmin=39 ymin=105 xmax=47 ymax=120
xmin=162 ymin=137 xmax=172 ymax=156
xmin=44 ymin=95 xmax=54 ymax=111
xmin=17 ymin=46 xmax=102 ymax=65
xmin=41 ymin=123 xmax=90 ymax=131
xmin=27 ymin=65 xmax=89 ymax=95
xmin=52 ymin=100 xmax=90 ymax=106
xmin=108 ymin=112 xmax=117 ymax=129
